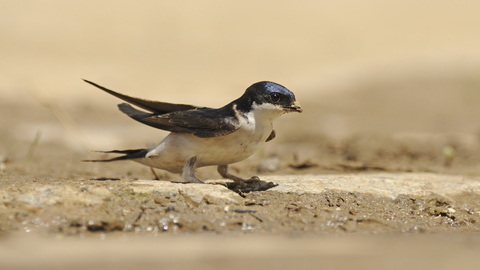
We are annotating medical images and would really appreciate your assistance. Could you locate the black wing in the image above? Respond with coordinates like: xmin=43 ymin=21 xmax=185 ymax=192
xmin=119 ymin=103 xmax=240 ymax=138
xmin=83 ymin=79 xmax=202 ymax=114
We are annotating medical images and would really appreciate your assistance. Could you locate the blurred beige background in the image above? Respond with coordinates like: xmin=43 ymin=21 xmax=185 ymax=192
xmin=2 ymin=0 xmax=480 ymax=154
xmin=2 ymin=0 xmax=480 ymax=106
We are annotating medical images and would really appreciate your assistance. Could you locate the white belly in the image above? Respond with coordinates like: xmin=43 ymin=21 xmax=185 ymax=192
xmin=134 ymin=124 xmax=273 ymax=173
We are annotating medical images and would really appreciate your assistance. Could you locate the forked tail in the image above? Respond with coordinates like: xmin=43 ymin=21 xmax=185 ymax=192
xmin=82 ymin=149 xmax=148 ymax=162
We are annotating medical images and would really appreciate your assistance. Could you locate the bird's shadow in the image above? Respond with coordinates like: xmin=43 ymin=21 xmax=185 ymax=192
xmin=226 ymin=180 xmax=278 ymax=195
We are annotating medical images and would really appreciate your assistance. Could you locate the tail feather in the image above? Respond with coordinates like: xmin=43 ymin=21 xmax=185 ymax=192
xmin=82 ymin=79 xmax=200 ymax=114
xmin=97 ymin=149 xmax=147 ymax=155
xmin=83 ymin=148 xmax=149 ymax=162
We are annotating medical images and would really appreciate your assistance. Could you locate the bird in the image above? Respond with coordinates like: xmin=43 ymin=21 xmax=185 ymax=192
xmin=83 ymin=79 xmax=302 ymax=185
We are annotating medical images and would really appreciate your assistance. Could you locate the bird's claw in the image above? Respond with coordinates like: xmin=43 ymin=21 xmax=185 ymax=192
xmin=206 ymin=181 xmax=228 ymax=187
xmin=244 ymin=176 xmax=260 ymax=182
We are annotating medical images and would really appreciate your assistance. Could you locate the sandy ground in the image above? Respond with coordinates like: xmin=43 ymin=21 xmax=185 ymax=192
xmin=2 ymin=233 xmax=480 ymax=270
xmin=2 ymin=1 xmax=480 ymax=269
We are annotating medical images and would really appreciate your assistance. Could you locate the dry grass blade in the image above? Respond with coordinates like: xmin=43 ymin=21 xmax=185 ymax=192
xmin=24 ymin=130 xmax=42 ymax=164
xmin=30 ymin=91 xmax=92 ymax=153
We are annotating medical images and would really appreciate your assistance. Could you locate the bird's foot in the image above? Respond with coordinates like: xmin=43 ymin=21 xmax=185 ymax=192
xmin=181 ymin=156 xmax=204 ymax=183
xmin=244 ymin=176 xmax=260 ymax=183
xmin=206 ymin=181 xmax=228 ymax=187
xmin=217 ymin=165 xmax=276 ymax=192
xmin=226 ymin=178 xmax=278 ymax=193
xmin=217 ymin=165 xmax=259 ymax=185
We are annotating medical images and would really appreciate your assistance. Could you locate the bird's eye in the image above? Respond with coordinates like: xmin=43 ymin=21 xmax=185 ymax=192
xmin=270 ymin=93 xmax=281 ymax=103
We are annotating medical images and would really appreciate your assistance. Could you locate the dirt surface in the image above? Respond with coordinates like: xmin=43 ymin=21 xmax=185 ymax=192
xmin=3 ymin=181 xmax=479 ymax=237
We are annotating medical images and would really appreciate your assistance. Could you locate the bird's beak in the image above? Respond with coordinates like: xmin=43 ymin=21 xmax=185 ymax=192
xmin=285 ymin=101 xmax=303 ymax=113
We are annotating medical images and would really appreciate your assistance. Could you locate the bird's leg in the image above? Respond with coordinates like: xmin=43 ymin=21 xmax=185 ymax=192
xmin=217 ymin=165 xmax=260 ymax=185
xmin=150 ymin=167 xmax=160 ymax=180
xmin=182 ymin=156 xmax=204 ymax=183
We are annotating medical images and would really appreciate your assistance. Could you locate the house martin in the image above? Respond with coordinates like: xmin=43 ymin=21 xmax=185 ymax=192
xmin=83 ymin=79 xmax=302 ymax=185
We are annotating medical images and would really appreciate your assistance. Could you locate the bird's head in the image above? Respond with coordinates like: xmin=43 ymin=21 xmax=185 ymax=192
xmin=237 ymin=81 xmax=303 ymax=115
